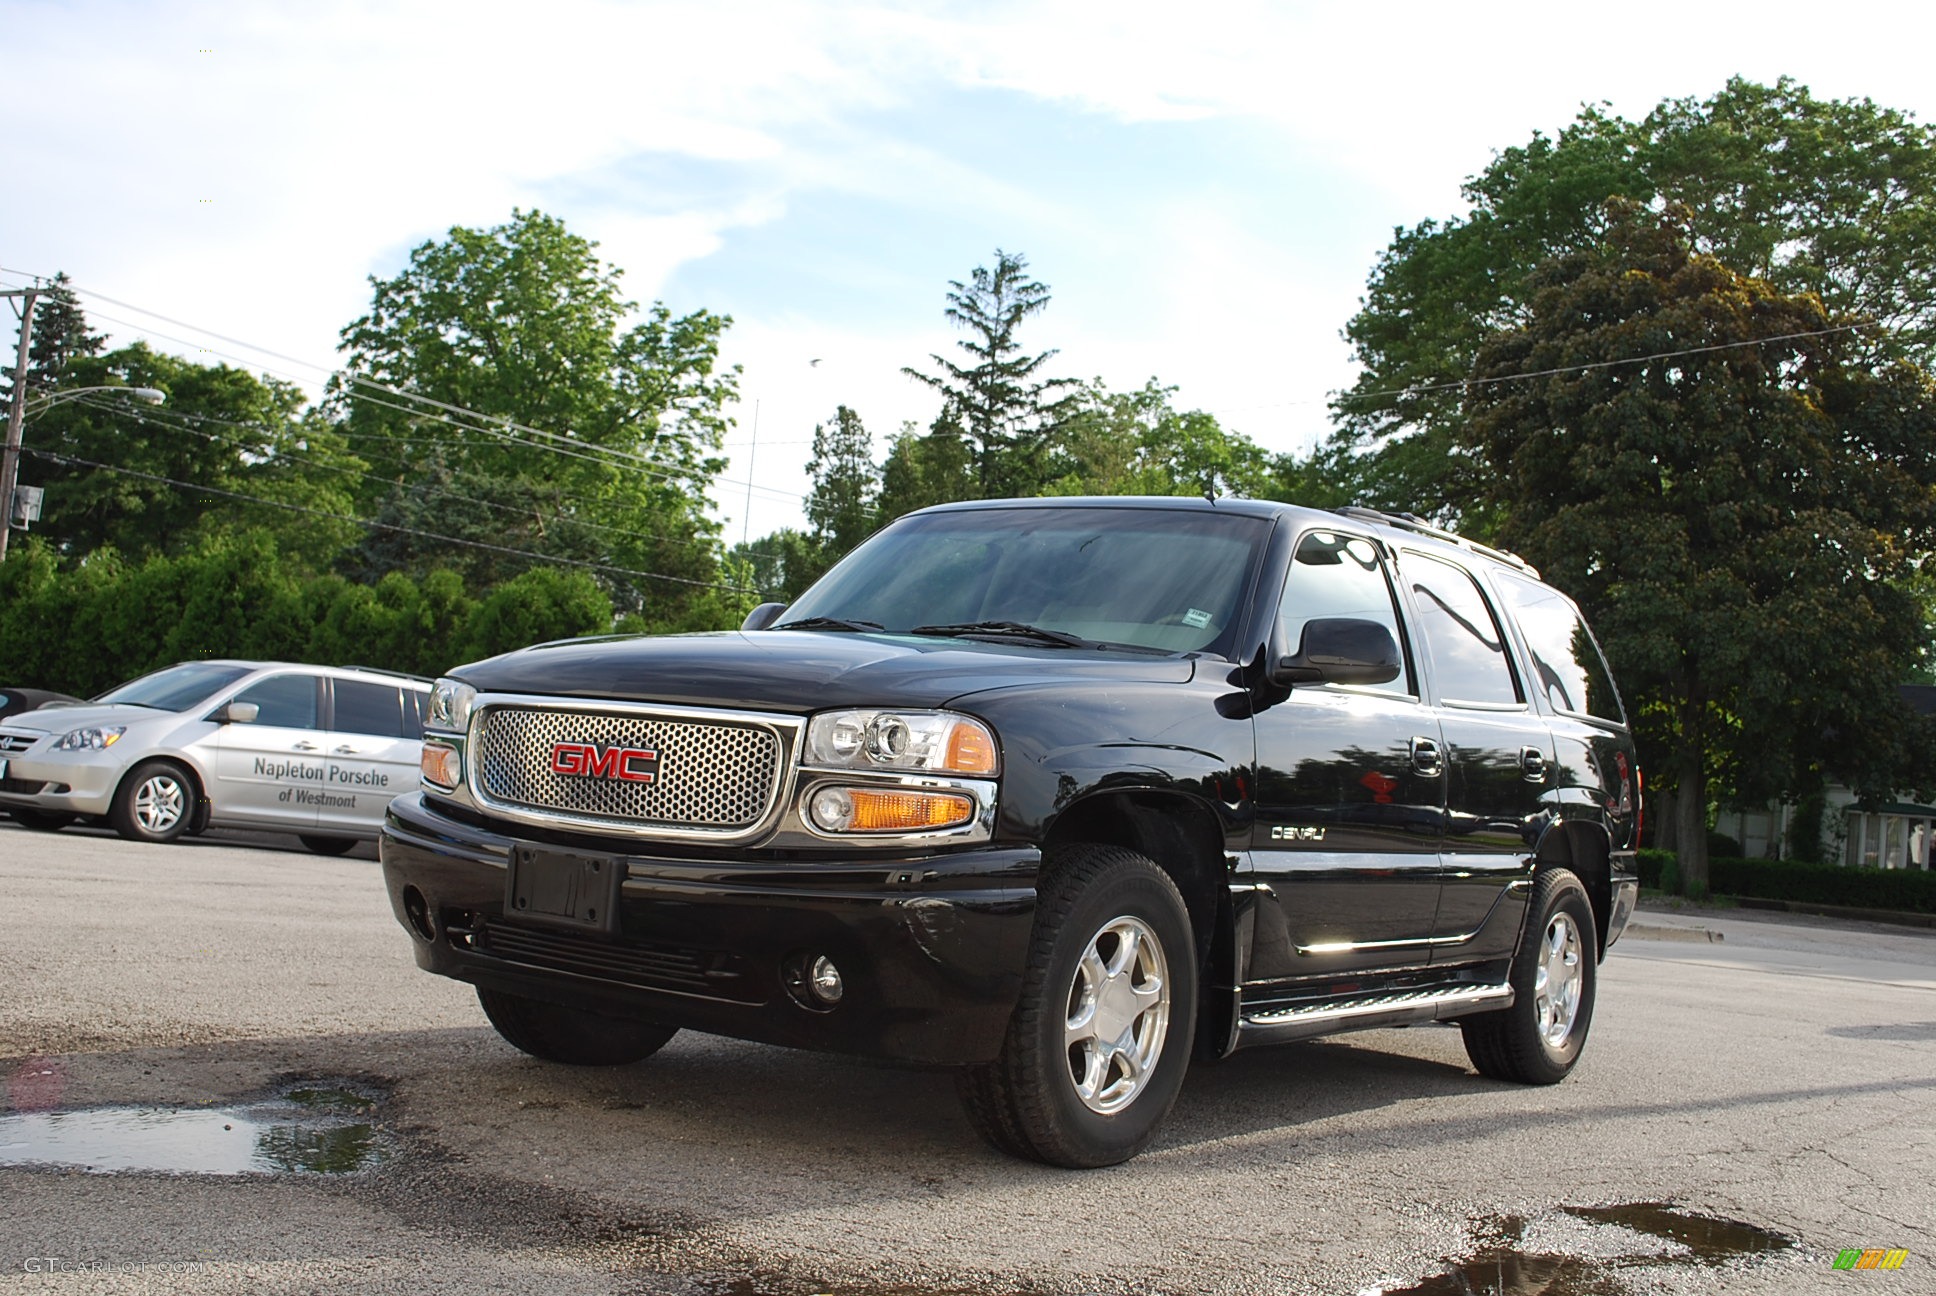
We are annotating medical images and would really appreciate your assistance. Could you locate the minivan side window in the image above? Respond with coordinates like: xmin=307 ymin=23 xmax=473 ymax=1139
xmin=1279 ymin=531 xmax=1412 ymax=695
xmin=1404 ymin=553 xmax=1522 ymax=707
xmin=332 ymin=679 xmax=412 ymax=738
xmin=1493 ymin=572 xmax=1626 ymax=723
xmin=232 ymin=675 xmax=323 ymax=730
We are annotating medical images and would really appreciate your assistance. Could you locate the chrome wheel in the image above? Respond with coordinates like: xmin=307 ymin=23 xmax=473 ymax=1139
xmin=1535 ymin=911 xmax=1584 ymax=1049
xmin=134 ymin=774 xmax=186 ymax=834
xmin=1064 ymin=914 xmax=1170 ymax=1114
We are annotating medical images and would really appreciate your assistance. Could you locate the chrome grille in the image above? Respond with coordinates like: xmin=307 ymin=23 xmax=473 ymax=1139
xmin=473 ymin=704 xmax=785 ymax=833
xmin=0 ymin=733 xmax=36 ymax=754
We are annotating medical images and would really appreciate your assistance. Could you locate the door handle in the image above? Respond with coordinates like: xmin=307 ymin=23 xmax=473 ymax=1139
xmin=333 ymin=745 xmax=361 ymax=755
xmin=293 ymin=741 xmax=320 ymax=752
xmin=1520 ymin=746 xmax=1547 ymax=781
xmin=1410 ymin=736 xmax=1443 ymax=777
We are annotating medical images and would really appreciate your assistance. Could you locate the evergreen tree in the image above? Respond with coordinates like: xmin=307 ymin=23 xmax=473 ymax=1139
xmin=804 ymin=404 xmax=879 ymax=558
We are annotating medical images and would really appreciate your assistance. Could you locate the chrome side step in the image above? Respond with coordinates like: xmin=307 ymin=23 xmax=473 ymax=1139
xmin=1237 ymin=983 xmax=1513 ymax=1046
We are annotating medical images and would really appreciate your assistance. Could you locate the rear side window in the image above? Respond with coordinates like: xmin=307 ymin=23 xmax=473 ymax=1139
xmin=332 ymin=679 xmax=412 ymax=738
xmin=1494 ymin=573 xmax=1626 ymax=724
xmin=1404 ymin=553 xmax=1522 ymax=707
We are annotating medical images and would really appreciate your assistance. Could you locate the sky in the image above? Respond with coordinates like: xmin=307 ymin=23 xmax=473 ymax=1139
xmin=7 ymin=0 xmax=1936 ymax=544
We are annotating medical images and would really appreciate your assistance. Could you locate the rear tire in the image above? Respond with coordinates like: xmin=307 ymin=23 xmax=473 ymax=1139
xmin=9 ymin=809 xmax=76 ymax=832
xmin=1461 ymin=867 xmax=1597 ymax=1084
xmin=956 ymin=843 xmax=1197 ymax=1167
xmin=298 ymin=835 xmax=358 ymax=856
xmin=477 ymin=987 xmax=678 ymax=1066
xmin=108 ymin=760 xmax=196 ymax=843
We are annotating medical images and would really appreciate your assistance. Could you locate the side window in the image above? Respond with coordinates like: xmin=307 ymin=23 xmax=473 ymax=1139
xmin=1278 ymin=530 xmax=1411 ymax=695
xmin=332 ymin=679 xmax=410 ymax=738
xmin=1493 ymin=573 xmax=1626 ymax=723
xmin=402 ymin=688 xmax=427 ymax=737
xmin=1404 ymin=553 xmax=1521 ymax=707
xmin=232 ymin=674 xmax=322 ymax=730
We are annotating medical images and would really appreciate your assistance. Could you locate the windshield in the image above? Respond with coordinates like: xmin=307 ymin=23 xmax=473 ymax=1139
xmin=782 ymin=505 xmax=1269 ymax=656
xmin=94 ymin=662 xmax=255 ymax=712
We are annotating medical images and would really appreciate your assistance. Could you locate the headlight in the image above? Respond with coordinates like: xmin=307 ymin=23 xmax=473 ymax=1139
xmin=804 ymin=709 xmax=998 ymax=776
xmin=426 ymin=678 xmax=476 ymax=733
xmin=55 ymin=726 xmax=125 ymax=751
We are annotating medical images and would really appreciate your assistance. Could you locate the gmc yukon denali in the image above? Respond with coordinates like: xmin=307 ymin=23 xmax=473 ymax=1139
xmin=381 ymin=498 xmax=1642 ymax=1167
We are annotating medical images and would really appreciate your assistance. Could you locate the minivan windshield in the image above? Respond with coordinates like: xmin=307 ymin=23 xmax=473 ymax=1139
xmin=780 ymin=505 xmax=1269 ymax=656
xmin=94 ymin=662 xmax=255 ymax=712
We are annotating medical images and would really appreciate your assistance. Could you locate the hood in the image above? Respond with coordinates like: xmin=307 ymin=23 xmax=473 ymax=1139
xmin=453 ymin=630 xmax=1199 ymax=713
xmin=0 ymin=702 xmax=189 ymax=735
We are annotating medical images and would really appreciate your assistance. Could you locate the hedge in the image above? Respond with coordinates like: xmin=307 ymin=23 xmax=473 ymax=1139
xmin=1637 ymin=848 xmax=1936 ymax=914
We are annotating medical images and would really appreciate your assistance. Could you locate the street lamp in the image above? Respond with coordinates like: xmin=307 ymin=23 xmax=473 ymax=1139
xmin=23 ymin=385 xmax=167 ymax=417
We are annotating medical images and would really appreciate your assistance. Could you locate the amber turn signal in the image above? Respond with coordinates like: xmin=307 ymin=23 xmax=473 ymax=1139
xmin=809 ymin=786 xmax=975 ymax=833
xmin=420 ymin=741 xmax=462 ymax=789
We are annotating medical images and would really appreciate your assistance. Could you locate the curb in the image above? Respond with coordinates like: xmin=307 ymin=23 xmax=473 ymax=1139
xmin=1731 ymin=896 xmax=1936 ymax=931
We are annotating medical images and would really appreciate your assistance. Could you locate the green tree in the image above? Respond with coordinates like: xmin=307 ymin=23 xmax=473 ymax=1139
xmin=332 ymin=209 xmax=738 ymax=618
xmin=876 ymin=411 xmax=978 ymax=523
xmin=25 ymin=343 xmax=361 ymax=565
xmin=1335 ymin=77 xmax=1936 ymax=517
xmin=1047 ymin=379 xmax=1277 ymax=498
xmin=804 ymin=404 xmax=879 ymax=557
xmin=21 ymin=273 xmax=106 ymax=392
xmin=903 ymin=250 xmax=1078 ymax=497
xmin=1461 ymin=204 xmax=1936 ymax=896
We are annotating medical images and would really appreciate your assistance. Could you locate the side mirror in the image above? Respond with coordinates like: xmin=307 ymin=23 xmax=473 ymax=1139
xmin=1273 ymin=618 xmax=1402 ymax=688
xmin=741 ymin=602 xmax=788 ymax=632
xmin=213 ymin=701 xmax=260 ymax=725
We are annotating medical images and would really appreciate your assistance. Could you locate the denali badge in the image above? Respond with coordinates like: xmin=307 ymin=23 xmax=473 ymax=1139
xmin=550 ymin=742 xmax=659 ymax=784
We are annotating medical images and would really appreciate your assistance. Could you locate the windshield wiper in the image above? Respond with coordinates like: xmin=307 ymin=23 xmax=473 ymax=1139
xmin=771 ymin=616 xmax=885 ymax=633
xmin=911 ymin=620 xmax=1092 ymax=649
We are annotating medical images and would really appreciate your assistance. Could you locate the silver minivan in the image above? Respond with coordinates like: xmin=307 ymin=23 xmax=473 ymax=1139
xmin=0 ymin=661 xmax=430 ymax=855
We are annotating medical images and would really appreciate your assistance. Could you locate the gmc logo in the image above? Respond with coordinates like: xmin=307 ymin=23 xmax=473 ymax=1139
xmin=550 ymin=742 xmax=659 ymax=783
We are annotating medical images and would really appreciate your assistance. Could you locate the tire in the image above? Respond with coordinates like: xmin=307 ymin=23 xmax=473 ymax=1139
xmin=9 ymin=808 xmax=76 ymax=832
xmin=1461 ymin=867 xmax=1597 ymax=1084
xmin=298 ymin=835 xmax=359 ymax=856
xmin=108 ymin=760 xmax=197 ymax=843
xmin=476 ymin=987 xmax=678 ymax=1067
xmin=956 ymin=844 xmax=1197 ymax=1168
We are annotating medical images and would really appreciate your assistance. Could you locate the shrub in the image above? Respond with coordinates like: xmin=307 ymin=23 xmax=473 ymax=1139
xmin=1638 ymin=848 xmax=1936 ymax=913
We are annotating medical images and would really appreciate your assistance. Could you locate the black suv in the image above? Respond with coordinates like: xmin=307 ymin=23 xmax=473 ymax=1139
xmin=381 ymin=498 xmax=1641 ymax=1167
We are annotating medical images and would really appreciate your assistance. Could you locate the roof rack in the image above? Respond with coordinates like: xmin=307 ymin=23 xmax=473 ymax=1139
xmin=340 ymin=665 xmax=436 ymax=685
xmin=1330 ymin=507 xmax=1539 ymax=577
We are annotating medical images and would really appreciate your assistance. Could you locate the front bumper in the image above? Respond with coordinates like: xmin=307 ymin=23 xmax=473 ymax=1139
xmin=380 ymin=792 xmax=1041 ymax=1066
xmin=0 ymin=743 xmax=125 ymax=816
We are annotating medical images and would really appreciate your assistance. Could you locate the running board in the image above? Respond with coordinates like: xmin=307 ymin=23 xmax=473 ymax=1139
xmin=1236 ymin=983 xmax=1513 ymax=1047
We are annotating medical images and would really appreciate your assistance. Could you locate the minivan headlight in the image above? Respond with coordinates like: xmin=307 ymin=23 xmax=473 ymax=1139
xmin=56 ymin=726 xmax=125 ymax=751
xmin=426 ymin=679 xmax=476 ymax=733
xmin=804 ymin=710 xmax=998 ymax=776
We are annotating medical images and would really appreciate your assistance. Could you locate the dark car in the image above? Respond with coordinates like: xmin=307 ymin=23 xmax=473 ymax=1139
xmin=380 ymin=498 xmax=1641 ymax=1167
xmin=0 ymin=687 xmax=83 ymax=722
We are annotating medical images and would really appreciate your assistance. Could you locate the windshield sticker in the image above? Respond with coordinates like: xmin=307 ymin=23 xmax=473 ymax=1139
xmin=1181 ymin=608 xmax=1212 ymax=629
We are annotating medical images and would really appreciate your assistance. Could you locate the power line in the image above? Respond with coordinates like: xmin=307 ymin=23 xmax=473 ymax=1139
xmin=23 ymin=447 xmax=757 ymax=593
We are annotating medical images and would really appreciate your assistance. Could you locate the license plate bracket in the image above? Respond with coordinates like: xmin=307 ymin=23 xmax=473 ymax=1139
xmin=505 ymin=845 xmax=625 ymax=934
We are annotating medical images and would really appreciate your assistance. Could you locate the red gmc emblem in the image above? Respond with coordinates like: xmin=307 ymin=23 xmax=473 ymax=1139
xmin=550 ymin=742 xmax=659 ymax=783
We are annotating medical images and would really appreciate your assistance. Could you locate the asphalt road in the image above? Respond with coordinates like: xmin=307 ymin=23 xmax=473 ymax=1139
xmin=2 ymin=819 xmax=1931 ymax=1294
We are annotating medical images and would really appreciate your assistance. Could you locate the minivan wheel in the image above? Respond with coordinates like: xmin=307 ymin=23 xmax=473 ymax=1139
xmin=476 ymin=988 xmax=678 ymax=1066
xmin=298 ymin=835 xmax=359 ymax=856
xmin=956 ymin=843 xmax=1196 ymax=1168
xmin=108 ymin=761 xmax=196 ymax=843
xmin=1461 ymin=867 xmax=1597 ymax=1084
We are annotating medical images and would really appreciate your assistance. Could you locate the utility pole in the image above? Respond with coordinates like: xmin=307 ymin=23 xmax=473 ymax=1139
xmin=0 ymin=287 xmax=40 ymax=564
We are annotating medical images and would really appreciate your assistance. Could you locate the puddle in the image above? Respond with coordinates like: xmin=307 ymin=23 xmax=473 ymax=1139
xmin=1371 ymin=1202 xmax=1794 ymax=1295
xmin=0 ymin=1081 xmax=389 ymax=1176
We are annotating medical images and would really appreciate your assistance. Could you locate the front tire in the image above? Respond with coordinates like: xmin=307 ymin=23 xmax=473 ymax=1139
xmin=108 ymin=761 xmax=196 ymax=843
xmin=1461 ymin=867 xmax=1597 ymax=1084
xmin=9 ymin=809 xmax=76 ymax=832
xmin=957 ymin=844 xmax=1197 ymax=1168
xmin=477 ymin=987 xmax=678 ymax=1066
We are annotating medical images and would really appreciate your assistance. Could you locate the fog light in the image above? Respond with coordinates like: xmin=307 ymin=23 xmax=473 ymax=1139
xmin=420 ymin=741 xmax=461 ymax=789
xmin=809 ymin=956 xmax=844 ymax=1004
